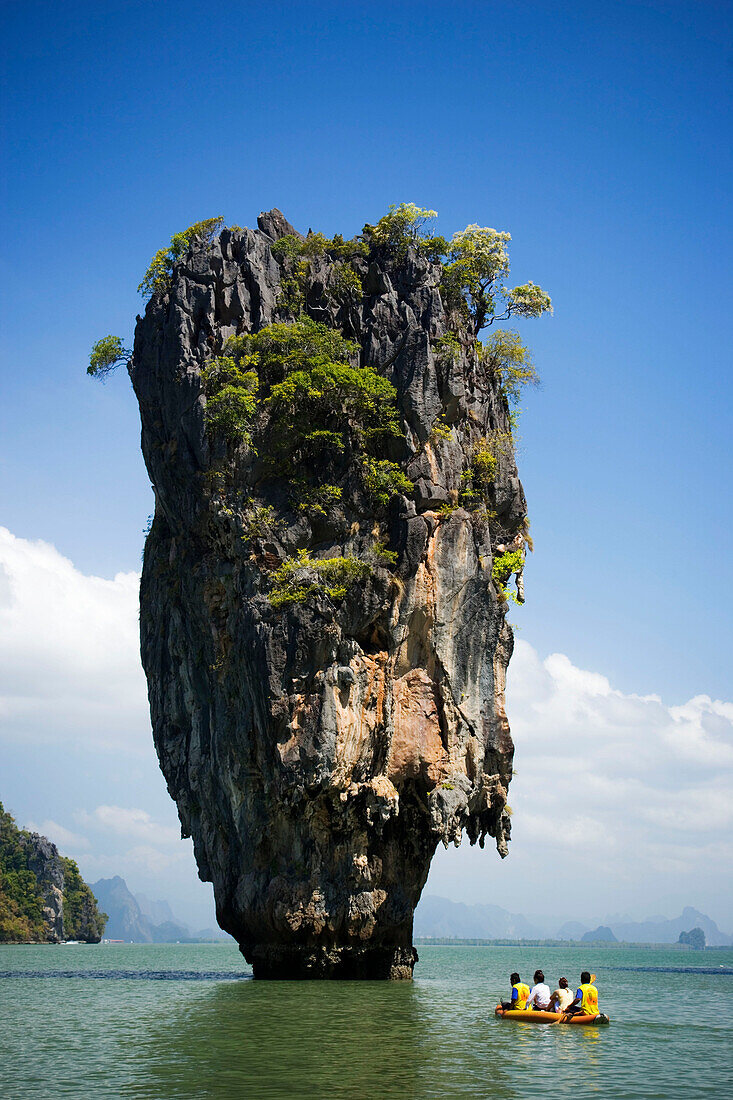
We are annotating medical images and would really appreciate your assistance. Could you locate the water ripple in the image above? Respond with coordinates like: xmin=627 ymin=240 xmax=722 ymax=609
xmin=0 ymin=969 xmax=250 ymax=981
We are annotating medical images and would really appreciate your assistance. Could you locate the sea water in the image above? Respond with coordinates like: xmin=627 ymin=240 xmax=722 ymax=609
xmin=1 ymin=942 xmax=731 ymax=1098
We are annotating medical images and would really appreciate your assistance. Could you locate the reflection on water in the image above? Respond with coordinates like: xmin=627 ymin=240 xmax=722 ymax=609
xmin=123 ymin=968 xmax=608 ymax=1098
xmin=125 ymin=981 xmax=427 ymax=1099
xmin=2 ymin=943 xmax=732 ymax=1099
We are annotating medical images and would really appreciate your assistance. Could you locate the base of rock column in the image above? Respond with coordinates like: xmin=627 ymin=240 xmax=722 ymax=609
xmin=244 ymin=942 xmax=419 ymax=980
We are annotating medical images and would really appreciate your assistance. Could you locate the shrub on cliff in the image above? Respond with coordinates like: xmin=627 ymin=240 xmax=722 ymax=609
xmin=363 ymin=202 xmax=447 ymax=260
xmin=138 ymin=216 xmax=225 ymax=297
xmin=201 ymin=356 xmax=259 ymax=445
xmin=479 ymin=330 xmax=539 ymax=405
xmin=269 ymin=550 xmax=370 ymax=608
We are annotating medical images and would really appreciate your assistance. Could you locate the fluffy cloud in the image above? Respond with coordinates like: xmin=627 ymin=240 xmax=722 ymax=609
xmin=0 ymin=527 xmax=149 ymax=753
xmin=25 ymin=819 xmax=90 ymax=850
xmin=75 ymin=805 xmax=181 ymax=846
xmin=508 ymin=639 xmax=733 ymax=859
xmin=430 ymin=640 xmax=733 ymax=919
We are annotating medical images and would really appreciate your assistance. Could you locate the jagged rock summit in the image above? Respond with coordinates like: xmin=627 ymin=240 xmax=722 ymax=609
xmin=131 ymin=209 xmax=528 ymax=978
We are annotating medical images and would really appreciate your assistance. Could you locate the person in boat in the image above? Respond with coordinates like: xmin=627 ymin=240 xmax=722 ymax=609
xmin=525 ymin=969 xmax=551 ymax=1011
xmin=549 ymin=977 xmax=574 ymax=1013
xmin=564 ymin=972 xmax=600 ymax=1016
xmin=501 ymin=972 xmax=530 ymax=1010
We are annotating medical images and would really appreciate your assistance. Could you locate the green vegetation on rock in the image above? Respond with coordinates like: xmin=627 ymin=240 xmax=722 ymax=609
xmin=138 ymin=216 xmax=225 ymax=297
xmin=88 ymin=335 xmax=132 ymax=379
xmin=203 ymin=317 xmax=413 ymax=511
xmin=61 ymin=857 xmax=107 ymax=941
xmin=459 ymin=434 xmax=511 ymax=510
xmin=362 ymin=203 xmax=447 ymax=260
xmin=269 ymin=550 xmax=370 ymax=608
xmin=492 ymin=549 xmax=525 ymax=604
xmin=0 ymin=802 xmax=106 ymax=943
xmin=479 ymin=330 xmax=539 ymax=405
xmin=441 ymin=225 xmax=552 ymax=334
xmin=0 ymin=803 xmax=45 ymax=942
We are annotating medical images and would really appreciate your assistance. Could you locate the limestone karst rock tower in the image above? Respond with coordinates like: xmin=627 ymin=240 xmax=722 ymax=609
xmin=131 ymin=209 xmax=529 ymax=978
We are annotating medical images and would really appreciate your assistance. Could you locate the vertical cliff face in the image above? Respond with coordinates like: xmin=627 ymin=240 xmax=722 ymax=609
xmin=132 ymin=210 xmax=527 ymax=978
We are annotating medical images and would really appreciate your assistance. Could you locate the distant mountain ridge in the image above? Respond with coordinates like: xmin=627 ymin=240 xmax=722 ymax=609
xmin=414 ymin=895 xmax=543 ymax=940
xmin=91 ymin=876 xmax=231 ymax=942
xmin=414 ymin=896 xmax=732 ymax=945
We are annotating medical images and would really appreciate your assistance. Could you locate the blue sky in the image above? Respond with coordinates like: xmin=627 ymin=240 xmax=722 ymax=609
xmin=1 ymin=0 xmax=731 ymax=929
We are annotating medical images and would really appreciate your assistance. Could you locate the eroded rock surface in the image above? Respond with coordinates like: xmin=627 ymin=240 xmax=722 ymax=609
xmin=131 ymin=210 xmax=527 ymax=978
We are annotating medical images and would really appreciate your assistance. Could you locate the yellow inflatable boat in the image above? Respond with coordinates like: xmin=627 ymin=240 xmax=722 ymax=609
xmin=495 ymin=1005 xmax=610 ymax=1025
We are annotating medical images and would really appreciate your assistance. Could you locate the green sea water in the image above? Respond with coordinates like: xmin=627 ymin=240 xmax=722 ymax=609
xmin=1 ymin=941 xmax=731 ymax=1099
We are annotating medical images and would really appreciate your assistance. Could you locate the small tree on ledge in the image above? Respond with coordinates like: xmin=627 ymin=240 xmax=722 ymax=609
xmin=442 ymin=225 xmax=552 ymax=334
xmin=87 ymin=336 xmax=132 ymax=380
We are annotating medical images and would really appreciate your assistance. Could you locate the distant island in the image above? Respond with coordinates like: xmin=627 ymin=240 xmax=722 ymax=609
xmin=0 ymin=803 xmax=106 ymax=943
xmin=413 ymin=895 xmax=733 ymax=947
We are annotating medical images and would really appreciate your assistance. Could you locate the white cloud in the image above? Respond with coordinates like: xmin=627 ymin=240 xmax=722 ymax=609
xmin=507 ymin=639 xmax=733 ymax=862
xmin=25 ymin=819 xmax=90 ymax=851
xmin=75 ymin=805 xmax=181 ymax=846
xmin=0 ymin=527 xmax=149 ymax=753
xmin=429 ymin=639 xmax=733 ymax=924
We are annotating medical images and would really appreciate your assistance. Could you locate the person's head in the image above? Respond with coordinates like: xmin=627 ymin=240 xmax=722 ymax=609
xmin=534 ymin=969 xmax=544 ymax=984
xmin=558 ymin=977 xmax=568 ymax=989
xmin=510 ymin=972 xmax=520 ymax=985
xmin=581 ymin=971 xmax=591 ymax=984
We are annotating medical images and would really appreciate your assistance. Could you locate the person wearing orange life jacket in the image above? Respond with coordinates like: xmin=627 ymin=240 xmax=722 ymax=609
xmin=565 ymin=971 xmax=600 ymax=1016
xmin=501 ymin=972 xmax=530 ymax=1011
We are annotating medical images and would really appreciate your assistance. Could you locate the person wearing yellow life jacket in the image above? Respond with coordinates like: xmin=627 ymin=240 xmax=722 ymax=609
xmin=565 ymin=971 xmax=600 ymax=1016
xmin=501 ymin=972 xmax=530 ymax=1011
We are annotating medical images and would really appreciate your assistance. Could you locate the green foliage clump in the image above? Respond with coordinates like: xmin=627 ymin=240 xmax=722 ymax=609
xmin=270 ymin=234 xmax=304 ymax=262
xmin=270 ymin=232 xmax=368 ymax=263
xmin=492 ymin=549 xmax=525 ymax=604
xmin=460 ymin=435 xmax=510 ymax=509
xmin=275 ymin=259 xmax=309 ymax=315
xmin=0 ymin=803 xmax=45 ymax=943
xmin=240 ymin=502 xmax=279 ymax=542
xmin=138 ymin=216 xmax=225 ymax=298
xmin=61 ymin=857 xmax=106 ymax=941
xmin=433 ymin=331 xmax=461 ymax=361
xmin=441 ymin=225 xmax=552 ymax=334
xmin=266 ymin=357 xmax=400 ymax=465
xmin=330 ymin=262 xmax=363 ymax=303
xmin=480 ymin=330 xmax=538 ymax=405
xmin=203 ymin=318 xmax=412 ymax=511
xmin=202 ymin=355 xmax=258 ymax=445
xmin=363 ymin=203 xmax=447 ymax=260
xmin=292 ymin=482 xmax=343 ymax=517
xmin=269 ymin=550 xmax=370 ymax=608
xmin=430 ymin=414 xmax=453 ymax=442
xmin=360 ymin=457 xmax=414 ymax=508
xmin=88 ymin=335 xmax=132 ymax=380
xmin=371 ymin=540 xmax=398 ymax=568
